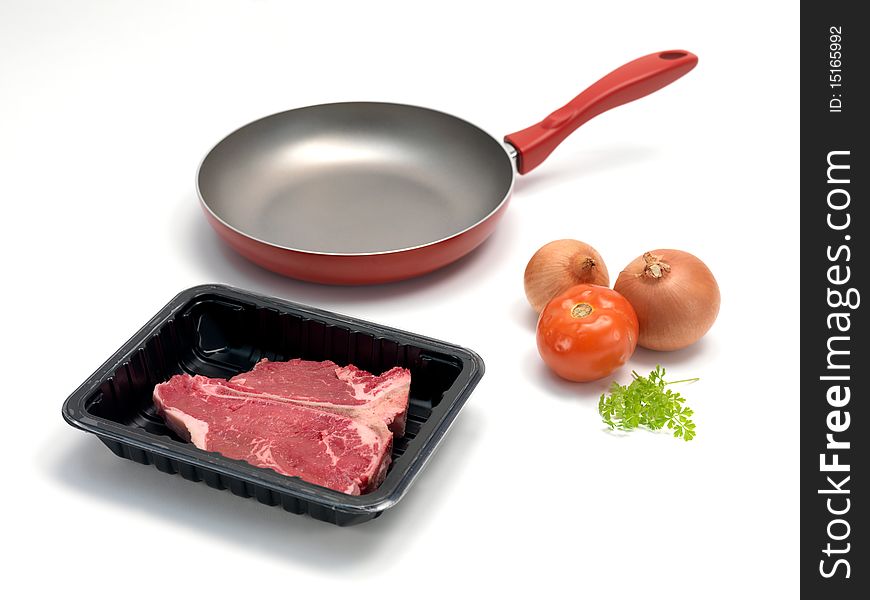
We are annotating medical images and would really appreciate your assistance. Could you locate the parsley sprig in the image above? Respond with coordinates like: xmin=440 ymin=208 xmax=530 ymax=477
xmin=598 ymin=366 xmax=698 ymax=441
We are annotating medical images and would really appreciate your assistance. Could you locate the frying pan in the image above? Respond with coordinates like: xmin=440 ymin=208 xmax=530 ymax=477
xmin=198 ymin=50 xmax=697 ymax=284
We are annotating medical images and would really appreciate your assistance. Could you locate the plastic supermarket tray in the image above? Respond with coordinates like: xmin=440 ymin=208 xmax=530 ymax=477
xmin=62 ymin=284 xmax=484 ymax=526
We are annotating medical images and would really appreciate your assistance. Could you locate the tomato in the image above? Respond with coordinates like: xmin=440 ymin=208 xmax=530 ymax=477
xmin=536 ymin=284 xmax=639 ymax=382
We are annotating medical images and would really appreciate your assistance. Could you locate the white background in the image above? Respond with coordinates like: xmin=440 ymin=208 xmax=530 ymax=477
xmin=1 ymin=1 xmax=799 ymax=597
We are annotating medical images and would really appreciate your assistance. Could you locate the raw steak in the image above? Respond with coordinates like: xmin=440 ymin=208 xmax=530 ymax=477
xmin=230 ymin=359 xmax=411 ymax=436
xmin=153 ymin=374 xmax=394 ymax=494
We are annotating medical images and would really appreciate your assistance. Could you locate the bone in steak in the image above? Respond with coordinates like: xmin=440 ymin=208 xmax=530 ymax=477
xmin=230 ymin=359 xmax=410 ymax=436
xmin=152 ymin=360 xmax=411 ymax=495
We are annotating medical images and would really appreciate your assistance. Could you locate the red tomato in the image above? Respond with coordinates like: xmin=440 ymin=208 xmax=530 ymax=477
xmin=536 ymin=284 xmax=639 ymax=382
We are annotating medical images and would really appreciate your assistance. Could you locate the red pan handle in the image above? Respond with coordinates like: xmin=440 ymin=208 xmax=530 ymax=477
xmin=505 ymin=50 xmax=698 ymax=174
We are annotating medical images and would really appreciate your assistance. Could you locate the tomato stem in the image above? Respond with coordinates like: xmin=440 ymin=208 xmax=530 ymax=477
xmin=571 ymin=303 xmax=593 ymax=318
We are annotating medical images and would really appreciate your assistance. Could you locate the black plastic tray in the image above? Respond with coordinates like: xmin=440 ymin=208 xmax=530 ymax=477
xmin=62 ymin=284 xmax=484 ymax=526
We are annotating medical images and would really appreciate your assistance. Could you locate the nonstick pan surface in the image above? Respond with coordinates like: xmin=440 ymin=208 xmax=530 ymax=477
xmin=197 ymin=50 xmax=698 ymax=284
xmin=198 ymin=102 xmax=514 ymax=255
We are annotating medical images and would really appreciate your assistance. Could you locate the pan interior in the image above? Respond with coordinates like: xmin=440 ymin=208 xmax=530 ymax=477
xmin=198 ymin=103 xmax=514 ymax=254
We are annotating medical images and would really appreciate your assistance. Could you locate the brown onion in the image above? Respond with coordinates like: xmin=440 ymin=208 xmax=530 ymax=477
xmin=613 ymin=250 xmax=720 ymax=351
xmin=524 ymin=240 xmax=609 ymax=313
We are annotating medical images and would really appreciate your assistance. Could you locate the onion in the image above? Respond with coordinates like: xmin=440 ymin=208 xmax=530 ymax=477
xmin=524 ymin=240 xmax=609 ymax=313
xmin=613 ymin=250 xmax=720 ymax=351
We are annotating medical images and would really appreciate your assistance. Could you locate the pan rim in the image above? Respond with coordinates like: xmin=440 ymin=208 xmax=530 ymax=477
xmin=195 ymin=101 xmax=516 ymax=257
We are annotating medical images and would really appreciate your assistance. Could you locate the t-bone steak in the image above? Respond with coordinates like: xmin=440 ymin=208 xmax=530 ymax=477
xmin=152 ymin=360 xmax=411 ymax=495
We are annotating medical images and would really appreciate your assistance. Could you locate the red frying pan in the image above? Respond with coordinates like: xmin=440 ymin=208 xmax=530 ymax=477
xmin=197 ymin=50 xmax=698 ymax=284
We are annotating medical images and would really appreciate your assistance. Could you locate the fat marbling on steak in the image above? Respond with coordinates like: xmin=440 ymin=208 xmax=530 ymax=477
xmin=152 ymin=360 xmax=411 ymax=495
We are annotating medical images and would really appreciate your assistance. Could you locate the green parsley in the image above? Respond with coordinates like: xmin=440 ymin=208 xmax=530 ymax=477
xmin=598 ymin=366 xmax=698 ymax=441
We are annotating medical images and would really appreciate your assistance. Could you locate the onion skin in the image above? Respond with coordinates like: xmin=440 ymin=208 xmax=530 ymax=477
xmin=614 ymin=250 xmax=720 ymax=351
xmin=524 ymin=240 xmax=610 ymax=313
